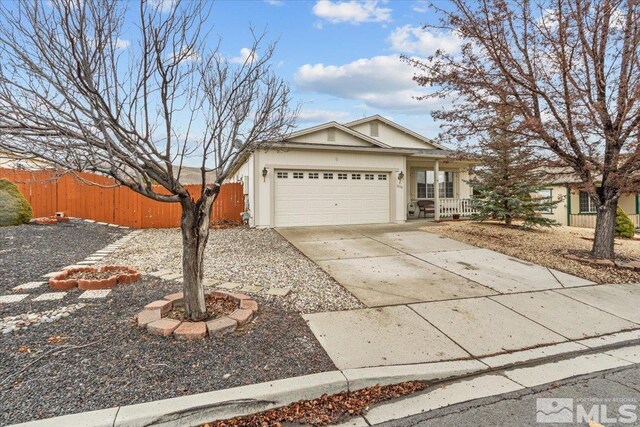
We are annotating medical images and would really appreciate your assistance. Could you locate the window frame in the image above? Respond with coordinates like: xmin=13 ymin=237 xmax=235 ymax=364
xmin=276 ymin=171 xmax=288 ymax=179
xmin=308 ymin=172 xmax=319 ymax=179
xmin=579 ymin=191 xmax=597 ymax=214
xmin=293 ymin=172 xmax=304 ymax=179
xmin=415 ymin=170 xmax=455 ymax=199
xmin=536 ymin=188 xmax=553 ymax=214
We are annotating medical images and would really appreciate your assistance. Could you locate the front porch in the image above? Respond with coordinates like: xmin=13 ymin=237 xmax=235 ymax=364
xmin=405 ymin=158 xmax=477 ymax=221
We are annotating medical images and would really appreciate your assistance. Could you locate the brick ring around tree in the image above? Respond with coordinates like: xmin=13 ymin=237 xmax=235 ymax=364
xmin=49 ymin=265 xmax=141 ymax=290
xmin=137 ymin=290 xmax=258 ymax=340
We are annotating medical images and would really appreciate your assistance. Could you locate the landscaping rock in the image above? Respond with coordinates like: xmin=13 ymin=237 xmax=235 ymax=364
xmin=163 ymin=292 xmax=184 ymax=307
xmin=137 ymin=309 xmax=161 ymax=327
xmin=206 ymin=317 xmax=237 ymax=337
xmin=229 ymin=308 xmax=253 ymax=325
xmin=174 ymin=321 xmax=207 ymax=340
xmin=101 ymin=227 xmax=364 ymax=313
xmin=240 ymin=299 xmax=259 ymax=313
xmin=593 ymin=258 xmax=615 ymax=267
xmin=144 ymin=299 xmax=172 ymax=315
xmin=147 ymin=318 xmax=181 ymax=336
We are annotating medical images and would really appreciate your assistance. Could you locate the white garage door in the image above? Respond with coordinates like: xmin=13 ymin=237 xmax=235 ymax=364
xmin=274 ymin=170 xmax=390 ymax=227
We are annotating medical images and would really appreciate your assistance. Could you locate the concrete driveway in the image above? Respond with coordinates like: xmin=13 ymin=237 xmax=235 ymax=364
xmin=278 ymin=224 xmax=640 ymax=371
xmin=278 ymin=223 xmax=593 ymax=307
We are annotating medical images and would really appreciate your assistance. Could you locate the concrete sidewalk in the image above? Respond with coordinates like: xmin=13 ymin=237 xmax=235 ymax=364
xmin=279 ymin=224 xmax=640 ymax=371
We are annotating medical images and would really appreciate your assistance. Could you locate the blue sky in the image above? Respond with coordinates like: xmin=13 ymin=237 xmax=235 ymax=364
xmin=205 ymin=0 xmax=461 ymax=140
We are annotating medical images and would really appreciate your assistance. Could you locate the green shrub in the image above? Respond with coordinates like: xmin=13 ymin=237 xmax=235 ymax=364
xmin=0 ymin=179 xmax=32 ymax=226
xmin=615 ymin=206 xmax=635 ymax=238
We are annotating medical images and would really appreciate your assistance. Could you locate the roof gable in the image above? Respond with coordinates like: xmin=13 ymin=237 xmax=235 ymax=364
xmin=284 ymin=122 xmax=390 ymax=148
xmin=344 ymin=115 xmax=446 ymax=150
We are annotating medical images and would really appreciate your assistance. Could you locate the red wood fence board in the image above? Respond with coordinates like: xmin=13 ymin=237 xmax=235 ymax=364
xmin=0 ymin=169 xmax=244 ymax=228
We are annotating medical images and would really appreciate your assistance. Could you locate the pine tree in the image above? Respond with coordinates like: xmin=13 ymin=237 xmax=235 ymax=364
xmin=468 ymin=118 xmax=559 ymax=228
xmin=615 ymin=207 xmax=635 ymax=238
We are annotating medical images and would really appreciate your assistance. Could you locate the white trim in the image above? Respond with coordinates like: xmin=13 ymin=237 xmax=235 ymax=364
xmin=344 ymin=114 xmax=448 ymax=150
xmin=285 ymin=121 xmax=391 ymax=149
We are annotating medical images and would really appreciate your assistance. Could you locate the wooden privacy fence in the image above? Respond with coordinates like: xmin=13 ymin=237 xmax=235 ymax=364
xmin=0 ymin=168 xmax=244 ymax=228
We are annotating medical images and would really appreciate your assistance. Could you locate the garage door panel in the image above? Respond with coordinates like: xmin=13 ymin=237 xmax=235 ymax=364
xmin=274 ymin=170 xmax=390 ymax=227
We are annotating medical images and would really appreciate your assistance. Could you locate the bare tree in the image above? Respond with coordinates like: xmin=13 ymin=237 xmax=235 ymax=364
xmin=406 ymin=0 xmax=640 ymax=259
xmin=0 ymin=0 xmax=295 ymax=320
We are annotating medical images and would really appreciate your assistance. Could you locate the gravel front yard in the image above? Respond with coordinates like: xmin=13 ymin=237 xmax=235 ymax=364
xmin=425 ymin=221 xmax=640 ymax=284
xmin=103 ymin=227 xmax=364 ymax=313
xmin=0 ymin=276 xmax=335 ymax=425
xmin=0 ymin=224 xmax=349 ymax=425
xmin=0 ymin=220 xmax=127 ymax=295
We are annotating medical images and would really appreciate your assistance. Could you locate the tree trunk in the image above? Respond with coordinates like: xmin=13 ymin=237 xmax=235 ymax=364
xmin=179 ymin=196 xmax=212 ymax=321
xmin=592 ymin=200 xmax=618 ymax=259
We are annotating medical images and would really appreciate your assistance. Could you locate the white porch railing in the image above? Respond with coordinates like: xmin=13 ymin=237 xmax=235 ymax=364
xmin=569 ymin=213 xmax=640 ymax=229
xmin=439 ymin=198 xmax=478 ymax=218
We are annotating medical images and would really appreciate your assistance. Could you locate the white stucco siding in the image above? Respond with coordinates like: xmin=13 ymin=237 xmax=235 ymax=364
xmin=457 ymin=170 xmax=471 ymax=198
xmin=349 ymin=120 xmax=437 ymax=149
xmin=289 ymin=128 xmax=371 ymax=147
xmin=537 ymin=185 xmax=569 ymax=225
xmin=252 ymin=148 xmax=406 ymax=227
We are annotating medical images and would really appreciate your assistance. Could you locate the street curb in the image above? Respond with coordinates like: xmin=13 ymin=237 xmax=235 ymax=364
xmin=10 ymin=338 xmax=640 ymax=427
xmin=9 ymin=361 xmax=487 ymax=427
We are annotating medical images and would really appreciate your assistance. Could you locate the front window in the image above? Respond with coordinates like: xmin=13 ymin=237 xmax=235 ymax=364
xmin=579 ymin=191 xmax=597 ymax=213
xmin=536 ymin=189 xmax=553 ymax=213
xmin=416 ymin=170 xmax=455 ymax=198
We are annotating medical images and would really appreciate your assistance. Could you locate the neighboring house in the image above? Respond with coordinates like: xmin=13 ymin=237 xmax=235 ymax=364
xmin=0 ymin=151 xmax=51 ymax=170
xmin=536 ymin=168 xmax=640 ymax=228
xmin=230 ymin=115 xmax=475 ymax=228
xmin=0 ymin=151 xmax=215 ymax=185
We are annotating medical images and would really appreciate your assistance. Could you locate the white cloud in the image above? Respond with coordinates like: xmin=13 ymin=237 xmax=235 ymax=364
xmin=115 ymin=38 xmax=130 ymax=50
xmin=412 ymin=1 xmax=429 ymax=13
xmin=230 ymin=48 xmax=259 ymax=64
xmin=297 ymin=109 xmax=352 ymax=124
xmin=264 ymin=0 xmax=284 ymax=5
xmin=312 ymin=0 xmax=392 ymax=25
xmin=295 ymin=55 xmax=441 ymax=114
xmin=387 ymin=25 xmax=462 ymax=56
xmin=152 ymin=0 xmax=176 ymax=14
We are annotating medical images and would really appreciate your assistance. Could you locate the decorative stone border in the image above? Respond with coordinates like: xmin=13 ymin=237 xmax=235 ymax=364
xmin=137 ymin=290 xmax=258 ymax=340
xmin=561 ymin=251 xmax=640 ymax=270
xmin=30 ymin=216 xmax=71 ymax=225
xmin=49 ymin=265 xmax=141 ymax=291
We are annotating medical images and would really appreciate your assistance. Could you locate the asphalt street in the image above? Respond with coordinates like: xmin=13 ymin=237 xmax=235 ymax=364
xmin=376 ymin=364 xmax=640 ymax=427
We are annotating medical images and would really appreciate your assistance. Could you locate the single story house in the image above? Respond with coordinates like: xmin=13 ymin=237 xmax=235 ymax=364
xmin=230 ymin=115 xmax=475 ymax=228
xmin=536 ymin=169 xmax=640 ymax=228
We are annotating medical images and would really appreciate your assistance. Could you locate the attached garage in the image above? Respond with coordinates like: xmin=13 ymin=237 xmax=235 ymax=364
xmin=274 ymin=170 xmax=390 ymax=227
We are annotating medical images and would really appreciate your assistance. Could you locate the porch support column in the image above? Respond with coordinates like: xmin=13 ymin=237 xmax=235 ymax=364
xmin=434 ymin=160 xmax=440 ymax=221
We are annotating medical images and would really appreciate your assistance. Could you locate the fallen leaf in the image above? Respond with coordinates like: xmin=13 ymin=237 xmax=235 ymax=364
xmin=17 ymin=345 xmax=31 ymax=354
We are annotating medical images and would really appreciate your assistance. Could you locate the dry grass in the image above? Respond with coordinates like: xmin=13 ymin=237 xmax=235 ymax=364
xmin=424 ymin=221 xmax=640 ymax=284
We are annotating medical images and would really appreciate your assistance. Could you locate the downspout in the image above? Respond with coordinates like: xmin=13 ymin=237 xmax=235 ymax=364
xmin=566 ymin=186 xmax=571 ymax=226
